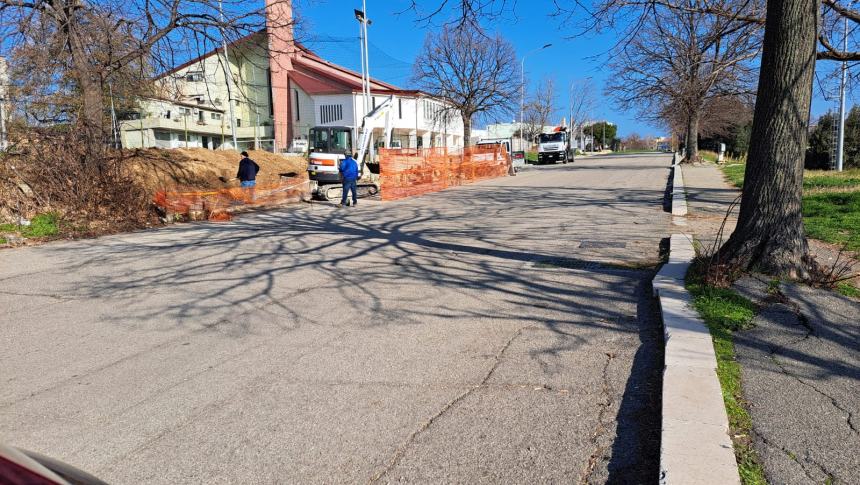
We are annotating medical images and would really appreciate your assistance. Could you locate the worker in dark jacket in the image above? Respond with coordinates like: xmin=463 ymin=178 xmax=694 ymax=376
xmin=236 ymin=151 xmax=260 ymax=187
xmin=338 ymin=153 xmax=360 ymax=207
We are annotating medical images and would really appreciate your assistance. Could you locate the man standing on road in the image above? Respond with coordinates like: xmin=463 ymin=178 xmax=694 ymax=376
xmin=338 ymin=152 xmax=359 ymax=207
xmin=237 ymin=151 xmax=260 ymax=188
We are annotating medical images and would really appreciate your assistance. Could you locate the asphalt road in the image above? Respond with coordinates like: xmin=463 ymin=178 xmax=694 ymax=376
xmin=1 ymin=153 xmax=672 ymax=484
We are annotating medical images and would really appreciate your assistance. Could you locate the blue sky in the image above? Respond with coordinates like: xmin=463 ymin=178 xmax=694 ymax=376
xmin=297 ymin=0 xmax=850 ymax=137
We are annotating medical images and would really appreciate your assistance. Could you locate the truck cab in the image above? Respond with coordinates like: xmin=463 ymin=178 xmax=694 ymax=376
xmin=537 ymin=131 xmax=572 ymax=164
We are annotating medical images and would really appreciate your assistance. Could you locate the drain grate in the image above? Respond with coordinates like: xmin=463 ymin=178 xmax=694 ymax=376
xmin=579 ymin=241 xmax=627 ymax=249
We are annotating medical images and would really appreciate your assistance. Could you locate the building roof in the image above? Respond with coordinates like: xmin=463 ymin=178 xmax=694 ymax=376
xmin=158 ymin=29 xmax=449 ymax=103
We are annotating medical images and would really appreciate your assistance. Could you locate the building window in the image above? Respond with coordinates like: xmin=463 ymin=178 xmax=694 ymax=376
xmin=236 ymin=119 xmax=242 ymax=127
xmin=398 ymin=99 xmax=402 ymax=119
xmin=372 ymin=97 xmax=376 ymax=110
xmin=210 ymin=113 xmax=222 ymax=120
xmin=163 ymin=110 xmax=171 ymax=119
xmin=185 ymin=71 xmax=203 ymax=82
xmin=320 ymin=104 xmax=343 ymax=124
xmin=154 ymin=130 xmax=172 ymax=141
xmin=294 ymin=90 xmax=300 ymax=121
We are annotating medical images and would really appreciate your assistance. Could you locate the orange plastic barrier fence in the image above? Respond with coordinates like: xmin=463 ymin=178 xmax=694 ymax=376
xmin=153 ymin=174 xmax=311 ymax=222
xmin=378 ymin=145 xmax=510 ymax=201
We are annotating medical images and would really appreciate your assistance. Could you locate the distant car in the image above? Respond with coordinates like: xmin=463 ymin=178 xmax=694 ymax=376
xmin=0 ymin=443 xmax=108 ymax=484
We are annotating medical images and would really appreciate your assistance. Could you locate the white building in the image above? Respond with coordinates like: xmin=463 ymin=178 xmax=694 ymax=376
xmin=120 ymin=2 xmax=463 ymax=153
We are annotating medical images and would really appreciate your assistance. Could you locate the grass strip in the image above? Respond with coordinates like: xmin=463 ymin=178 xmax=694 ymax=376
xmin=686 ymin=264 xmax=767 ymax=485
xmin=0 ymin=213 xmax=61 ymax=240
xmin=837 ymin=282 xmax=860 ymax=298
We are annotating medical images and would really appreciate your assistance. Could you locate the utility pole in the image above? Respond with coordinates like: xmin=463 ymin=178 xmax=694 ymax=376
xmin=837 ymin=15 xmax=848 ymax=172
xmin=219 ymin=0 xmax=238 ymax=150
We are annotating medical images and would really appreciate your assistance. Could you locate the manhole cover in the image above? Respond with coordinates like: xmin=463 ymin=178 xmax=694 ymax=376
xmin=579 ymin=241 xmax=627 ymax=249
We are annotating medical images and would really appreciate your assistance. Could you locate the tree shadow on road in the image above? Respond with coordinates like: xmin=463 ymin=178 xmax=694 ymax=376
xmin=21 ymin=161 xmax=673 ymax=478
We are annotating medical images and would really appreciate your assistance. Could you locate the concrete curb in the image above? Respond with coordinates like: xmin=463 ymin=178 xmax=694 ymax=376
xmin=655 ymin=156 xmax=740 ymax=484
xmin=671 ymin=161 xmax=688 ymax=219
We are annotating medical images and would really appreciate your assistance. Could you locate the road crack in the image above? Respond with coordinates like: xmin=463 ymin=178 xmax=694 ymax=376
xmin=755 ymin=427 xmax=835 ymax=483
xmin=767 ymin=353 xmax=858 ymax=435
xmin=369 ymin=326 xmax=526 ymax=483
xmin=578 ymin=351 xmax=616 ymax=484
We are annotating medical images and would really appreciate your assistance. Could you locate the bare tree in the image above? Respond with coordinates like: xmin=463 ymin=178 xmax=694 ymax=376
xmin=0 ymin=0 xmax=295 ymax=167
xmin=621 ymin=133 xmax=656 ymax=150
xmin=598 ymin=0 xmax=860 ymax=277
xmin=568 ymin=78 xmax=597 ymax=139
xmin=521 ymin=78 xmax=557 ymax=143
xmin=412 ymin=26 xmax=519 ymax=146
xmin=412 ymin=0 xmax=853 ymax=277
xmin=606 ymin=0 xmax=760 ymax=162
xmin=661 ymin=95 xmax=754 ymax=141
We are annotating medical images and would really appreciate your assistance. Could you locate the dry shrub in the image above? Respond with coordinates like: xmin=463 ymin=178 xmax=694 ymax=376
xmin=1 ymin=129 xmax=157 ymax=235
xmin=805 ymin=246 xmax=858 ymax=289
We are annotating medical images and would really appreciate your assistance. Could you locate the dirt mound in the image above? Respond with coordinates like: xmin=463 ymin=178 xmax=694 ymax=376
xmin=125 ymin=148 xmax=308 ymax=193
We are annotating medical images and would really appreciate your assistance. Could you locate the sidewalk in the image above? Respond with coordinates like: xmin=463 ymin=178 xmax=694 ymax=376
xmin=682 ymin=163 xmax=860 ymax=484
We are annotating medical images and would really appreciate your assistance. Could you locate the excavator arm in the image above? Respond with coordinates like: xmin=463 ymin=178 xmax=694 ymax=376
xmin=355 ymin=95 xmax=394 ymax=172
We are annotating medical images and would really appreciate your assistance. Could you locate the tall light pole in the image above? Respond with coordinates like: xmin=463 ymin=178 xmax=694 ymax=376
xmin=354 ymin=7 xmax=372 ymax=116
xmin=837 ymin=15 xmax=848 ymax=172
xmin=520 ymin=43 xmax=551 ymax=151
xmin=355 ymin=4 xmax=373 ymax=158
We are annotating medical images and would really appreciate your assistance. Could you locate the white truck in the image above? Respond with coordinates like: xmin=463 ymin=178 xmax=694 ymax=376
xmin=306 ymin=96 xmax=394 ymax=201
xmin=476 ymin=137 xmax=523 ymax=172
xmin=537 ymin=129 xmax=573 ymax=164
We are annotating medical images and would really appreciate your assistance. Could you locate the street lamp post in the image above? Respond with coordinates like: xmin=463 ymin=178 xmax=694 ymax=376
xmin=354 ymin=6 xmax=372 ymax=116
xmin=519 ymin=43 xmax=551 ymax=152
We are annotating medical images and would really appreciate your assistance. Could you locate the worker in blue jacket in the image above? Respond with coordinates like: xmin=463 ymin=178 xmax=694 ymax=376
xmin=338 ymin=153 xmax=360 ymax=207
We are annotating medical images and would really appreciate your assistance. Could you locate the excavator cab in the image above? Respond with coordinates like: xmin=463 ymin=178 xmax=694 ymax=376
xmin=307 ymin=126 xmax=353 ymax=184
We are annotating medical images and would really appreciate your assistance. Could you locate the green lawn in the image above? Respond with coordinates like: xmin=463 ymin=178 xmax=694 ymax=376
xmin=686 ymin=265 xmax=767 ymax=485
xmin=722 ymin=163 xmax=746 ymax=188
xmin=719 ymin=163 xmax=860 ymax=253
xmin=803 ymin=192 xmax=860 ymax=252
xmin=722 ymin=164 xmax=860 ymax=191
xmin=803 ymin=169 xmax=860 ymax=190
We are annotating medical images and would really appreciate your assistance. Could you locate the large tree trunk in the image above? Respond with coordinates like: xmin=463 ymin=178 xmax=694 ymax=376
xmin=717 ymin=0 xmax=817 ymax=278
xmin=684 ymin=110 xmax=700 ymax=162
xmin=63 ymin=2 xmax=107 ymax=169
xmin=463 ymin=115 xmax=472 ymax=147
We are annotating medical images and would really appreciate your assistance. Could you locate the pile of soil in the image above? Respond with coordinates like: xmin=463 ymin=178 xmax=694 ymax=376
xmin=126 ymin=148 xmax=308 ymax=192
xmin=1 ymin=146 xmax=309 ymax=243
